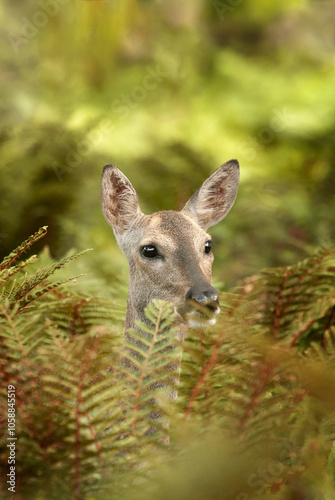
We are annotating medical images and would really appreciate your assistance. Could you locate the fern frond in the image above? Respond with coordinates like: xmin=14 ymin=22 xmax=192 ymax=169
xmin=0 ymin=227 xmax=94 ymax=320
xmin=0 ymin=255 xmax=37 ymax=285
xmin=119 ymin=300 xmax=181 ymax=449
xmin=36 ymin=295 xmax=125 ymax=336
xmin=11 ymin=249 xmax=91 ymax=302
xmin=258 ymin=248 xmax=335 ymax=345
xmin=0 ymin=226 xmax=47 ymax=272
xmin=15 ymin=274 xmax=85 ymax=313
xmin=0 ymin=308 xmax=127 ymax=499
xmin=1 ymin=230 xmax=335 ymax=499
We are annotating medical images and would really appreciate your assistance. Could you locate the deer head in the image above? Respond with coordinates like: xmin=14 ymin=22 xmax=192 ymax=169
xmin=101 ymin=160 xmax=239 ymax=331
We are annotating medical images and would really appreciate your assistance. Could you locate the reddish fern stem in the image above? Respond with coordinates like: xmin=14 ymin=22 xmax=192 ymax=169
xmin=70 ymin=299 xmax=88 ymax=336
xmin=184 ymin=333 xmax=223 ymax=420
xmin=0 ymin=324 xmax=41 ymax=445
xmin=0 ymin=305 xmax=36 ymax=385
xmin=322 ymin=305 xmax=335 ymax=348
xmin=74 ymin=365 xmax=87 ymax=500
xmin=290 ymin=305 xmax=335 ymax=348
xmin=238 ymin=361 xmax=273 ymax=434
xmin=49 ymin=288 xmax=67 ymax=299
xmin=51 ymin=337 xmax=80 ymax=497
xmin=230 ymin=286 xmax=250 ymax=318
xmin=0 ymin=337 xmax=11 ymax=385
xmin=14 ymin=278 xmax=49 ymax=305
xmin=81 ymin=339 xmax=102 ymax=455
xmin=289 ymin=317 xmax=319 ymax=347
xmin=271 ymin=270 xmax=292 ymax=338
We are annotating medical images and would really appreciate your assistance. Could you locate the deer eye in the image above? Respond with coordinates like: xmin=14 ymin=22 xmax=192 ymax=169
xmin=204 ymin=241 xmax=212 ymax=254
xmin=141 ymin=245 xmax=159 ymax=259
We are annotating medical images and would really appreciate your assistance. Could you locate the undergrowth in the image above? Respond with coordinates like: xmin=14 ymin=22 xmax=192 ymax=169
xmin=0 ymin=228 xmax=334 ymax=500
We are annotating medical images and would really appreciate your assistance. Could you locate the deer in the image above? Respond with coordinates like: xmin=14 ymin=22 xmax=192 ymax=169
xmin=101 ymin=159 xmax=239 ymax=335
xmin=100 ymin=159 xmax=239 ymax=437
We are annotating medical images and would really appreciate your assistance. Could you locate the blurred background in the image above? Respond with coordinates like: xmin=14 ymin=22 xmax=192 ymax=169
xmin=0 ymin=0 xmax=334 ymax=292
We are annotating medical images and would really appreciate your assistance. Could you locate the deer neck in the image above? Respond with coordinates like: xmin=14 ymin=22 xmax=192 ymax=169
xmin=125 ymin=294 xmax=143 ymax=332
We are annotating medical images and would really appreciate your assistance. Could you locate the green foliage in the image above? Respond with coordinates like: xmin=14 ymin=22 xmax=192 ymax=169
xmin=0 ymin=230 xmax=335 ymax=499
xmin=1 ymin=0 xmax=335 ymax=288
xmin=1 ymin=2 xmax=335 ymax=495
xmin=0 ymin=226 xmax=92 ymax=314
xmin=120 ymin=300 xmax=181 ymax=444
xmin=0 ymin=230 xmax=181 ymax=498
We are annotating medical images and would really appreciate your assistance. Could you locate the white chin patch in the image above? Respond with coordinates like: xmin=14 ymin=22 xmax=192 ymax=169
xmin=175 ymin=305 xmax=220 ymax=330
xmin=186 ymin=309 xmax=219 ymax=329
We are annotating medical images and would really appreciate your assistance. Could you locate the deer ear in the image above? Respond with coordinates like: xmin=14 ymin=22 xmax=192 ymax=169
xmin=181 ymin=159 xmax=240 ymax=230
xmin=101 ymin=164 xmax=142 ymax=234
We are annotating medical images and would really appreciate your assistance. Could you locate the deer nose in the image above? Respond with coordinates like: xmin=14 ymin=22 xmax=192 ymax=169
xmin=186 ymin=284 xmax=220 ymax=313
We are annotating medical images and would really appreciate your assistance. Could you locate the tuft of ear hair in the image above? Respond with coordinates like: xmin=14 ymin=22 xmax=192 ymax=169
xmin=101 ymin=165 xmax=143 ymax=235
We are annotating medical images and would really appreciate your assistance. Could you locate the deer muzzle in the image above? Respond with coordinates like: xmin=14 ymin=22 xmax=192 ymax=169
xmin=184 ymin=283 xmax=220 ymax=328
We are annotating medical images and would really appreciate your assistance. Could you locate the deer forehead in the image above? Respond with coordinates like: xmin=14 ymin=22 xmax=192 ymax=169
xmin=123 ymin=211 xmax=210 ymax=252
xmin=145 ymin=211 xmax=209 ymax=245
